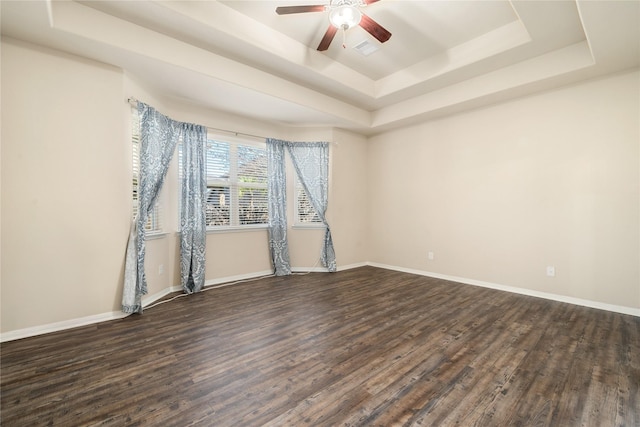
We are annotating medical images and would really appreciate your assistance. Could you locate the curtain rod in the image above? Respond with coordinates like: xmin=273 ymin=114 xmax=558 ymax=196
xmin=127 ymin=97 xmax=268 ymax=141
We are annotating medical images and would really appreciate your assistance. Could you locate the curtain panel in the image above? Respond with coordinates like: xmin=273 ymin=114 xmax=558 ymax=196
xmin=286 ymin=142 xmax=336 ymax=272
xmin=180 ymin=123 xmax=207 ymax=294
xmin=266 ymin=138 xmax=336 ymax=275
xmin=122 ymin=102 xmax=207 ymax=313
xmin=266 ymin=139 xmax=292 ymax=276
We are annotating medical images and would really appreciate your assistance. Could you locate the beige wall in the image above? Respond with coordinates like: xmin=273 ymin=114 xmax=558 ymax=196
xmin=2 ymin=37 xmax=638 ymax=337
xmin=367 ymin=70 xmax=640 ymax=310
xmin=1 ymin=38 xmax=129 ymax=332
xmin=329 ymin=128 xmax=368 ymax=267
xmin=1 ymin=39 xmax=369 ymax=335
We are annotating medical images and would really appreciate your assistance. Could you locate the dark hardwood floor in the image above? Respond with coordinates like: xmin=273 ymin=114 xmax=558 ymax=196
xmin=2 ymin=266 xmax=639 ymax=426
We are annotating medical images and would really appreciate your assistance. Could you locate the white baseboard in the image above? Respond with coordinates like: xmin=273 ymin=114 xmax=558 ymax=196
xmin=337 ymin=262 xmax=368 ymax=271
xmin=4 ymin=262 xmax=635 ymax=342
xmin=204 ymin=270 xmax=275 ymax=287
xmin=0 ymin=311 xmax=129 ymax=343
xmin=291 ymin=262 xmax=367 ymax=274
xmin=368 ymin=262 xmax=640 ymax=317
xmin=292 ymin=266 xmax=329 ymax=273
xmin=142 ymin=285 xmax=182 ymax=306
xmin=0 ymin=270 xmax=274 ymax=343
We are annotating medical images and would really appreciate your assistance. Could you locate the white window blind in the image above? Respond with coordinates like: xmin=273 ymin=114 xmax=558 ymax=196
xmin=205 ymin=140 xmax=231 ymax=226
xmin=131 ymin=107 xmax=162 ymax=233
xmin=180 ymin=135 xmax=267 ymax=229
xmin=295 ymin=176 xmax=322 ymax=225
xmin=237 ymin=144 xmax=268 ymax=225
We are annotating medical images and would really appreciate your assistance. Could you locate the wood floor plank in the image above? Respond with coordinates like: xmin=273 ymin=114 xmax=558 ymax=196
xmin=2 ymin=266 xmax=639 ymax=426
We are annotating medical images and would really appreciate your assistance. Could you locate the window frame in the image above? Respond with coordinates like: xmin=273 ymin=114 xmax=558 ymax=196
xmin=180 ymin=132 xmax=269 ymax=233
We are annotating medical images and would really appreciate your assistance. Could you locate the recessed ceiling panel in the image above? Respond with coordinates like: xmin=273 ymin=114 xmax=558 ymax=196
xmin=221 ymin=0 xmax=519 ymax=79
xmin=2 ymin=0 xmax=638 ymax=134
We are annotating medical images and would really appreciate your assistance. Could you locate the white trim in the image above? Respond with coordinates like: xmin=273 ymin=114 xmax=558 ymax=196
xmin=204 ymin=270 xmax=274 ymax=287
xmin=290 ymin=262 xmax=367 ymax=274
xmin=292 ymin=266 xmax=330 ymax=273
xmin=0 ymin=270 xmax=273 ymax=343
xmin=367 ymin=262 xmax=640 ymax=317
xmin=206 ymin=225 xmax=268 ymax=234
xmin=0 ymin=311 xmax=129 ymax=343
xmin=292 ymin=224 xmax=326 ymax=230
xmin=142 ymin=284 xmax=182 ymax=306
xmin=337 ymin=262 xmax=368 ymax=271
xmin=4 ymin=262 xmax=635 ymax=342
xmin=145 ymin=231 xmax=169 ymax=240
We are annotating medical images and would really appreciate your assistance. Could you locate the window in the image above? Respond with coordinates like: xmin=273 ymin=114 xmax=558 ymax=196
xmin=295 ymin=177 xmax=323 ymax=226
xmin=180 ymin=135 xmax=268 ymax=229
xmin=131 ymin=108 xmax=162 ymax=233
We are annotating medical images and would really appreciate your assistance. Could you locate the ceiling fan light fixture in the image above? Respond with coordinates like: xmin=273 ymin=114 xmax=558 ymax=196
xmin=329 ymin=5 xmax=362 ymax=29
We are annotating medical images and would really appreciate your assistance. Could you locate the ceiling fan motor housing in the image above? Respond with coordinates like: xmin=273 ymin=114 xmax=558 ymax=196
xmin=276 ymin=0 xmax=390 ymax=51
xmin=329 ymin=4 xmax=362 ymax=29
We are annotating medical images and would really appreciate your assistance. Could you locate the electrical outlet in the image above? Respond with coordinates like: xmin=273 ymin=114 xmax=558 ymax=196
xmin=428 ymin=251 xmax=434 ymax=260
xmin=546 ymin=266 xmax=555 ymax=277
xmin=158 ymin=264 xmax=164 ymax=275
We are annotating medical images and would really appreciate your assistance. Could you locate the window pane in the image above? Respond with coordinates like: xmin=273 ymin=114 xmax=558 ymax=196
xmin=238 ymin=186 xmax=268 ymax=225
xmin=238 ymin=145 xmax=267 ymax=184
xmin=297 ymin=184 xmax=321 ymax=223
xmin=132 ymin=109 xmax=140 ymax=222
xmin=206 ymin=141 xmax=230 ymax=181
xmin=206 ymin=186 xmax=231 ymax=226
xmin=182 ymin=135 xmax=267 ymax=229
xmin=144 ymin=209 xmax=159 ymax=231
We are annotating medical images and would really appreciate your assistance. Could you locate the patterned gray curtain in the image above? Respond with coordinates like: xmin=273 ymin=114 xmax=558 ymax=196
xmin=286 ymin=142 xmax=336 ymax=272
xmin=123 ymin=102 xmax=180 ymax=313
xmin=180 ymin=123 xmax=207 ymax=293
xmin=266 ymin=138 xmax=292 ymax=276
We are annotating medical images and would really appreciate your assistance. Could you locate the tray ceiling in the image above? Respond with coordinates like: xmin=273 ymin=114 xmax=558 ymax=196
xmin=1 ymin=0 xmax=638 ymax=134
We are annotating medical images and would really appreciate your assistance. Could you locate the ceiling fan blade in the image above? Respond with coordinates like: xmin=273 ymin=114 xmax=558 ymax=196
xmin=359 ymin=13 xmax=392 ymax=43
xmin=317 ymin=24 xmax=338 ymax=51
xmin=363 ymin=0 xmax=381 ymax=4
xmin=276 ymin=5 xmax=325 ymax=14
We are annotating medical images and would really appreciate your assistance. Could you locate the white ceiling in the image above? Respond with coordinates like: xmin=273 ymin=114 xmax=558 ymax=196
xmin=2 ymin=0 xmax=639 ymax=135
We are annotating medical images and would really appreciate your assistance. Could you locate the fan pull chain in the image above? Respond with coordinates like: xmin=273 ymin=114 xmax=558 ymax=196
xmin=342 ymin=26 xmax=347 ymax=49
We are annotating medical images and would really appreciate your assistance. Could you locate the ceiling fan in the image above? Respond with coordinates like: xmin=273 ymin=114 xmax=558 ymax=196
xmin=276 ymin=0 xmax=392 ymax=51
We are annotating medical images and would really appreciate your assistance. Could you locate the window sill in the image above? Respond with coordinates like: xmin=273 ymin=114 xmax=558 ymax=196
xmin=206 ymin=225 xmax=268 ymax=234
xmin=145 ymin=231 xmax=169 ymax=240
xmin=292 ymin=224 xmax=326 ymax=230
